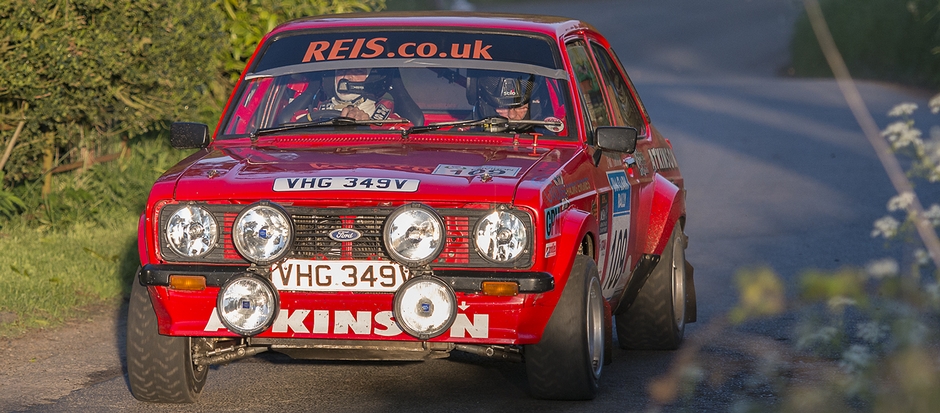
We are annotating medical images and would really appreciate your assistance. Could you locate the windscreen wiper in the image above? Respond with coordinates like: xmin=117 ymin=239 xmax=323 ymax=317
xmin=403 ymin=116 xmax=563 ymax=138
xmin=251 ymin=115 xmax=411 ymax=140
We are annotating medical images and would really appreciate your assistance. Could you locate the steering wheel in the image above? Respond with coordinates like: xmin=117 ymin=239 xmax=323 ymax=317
xmin=302 ymin=109 xmax=344 ymax=123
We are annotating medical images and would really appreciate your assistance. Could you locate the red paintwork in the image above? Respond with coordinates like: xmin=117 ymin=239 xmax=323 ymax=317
xmin=141 ymin=12 xmax=688 ymax=345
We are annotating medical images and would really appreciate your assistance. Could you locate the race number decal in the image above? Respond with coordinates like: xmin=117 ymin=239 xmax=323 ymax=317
xmin=273 ymin=177 xmax=419 ymax=192
xmin=603 ymin=171 xmax=631 ymax=294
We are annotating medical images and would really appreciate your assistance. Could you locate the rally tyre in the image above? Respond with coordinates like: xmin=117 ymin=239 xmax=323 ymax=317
xmin=526 ymin=255 xmax=604 ymax=400
xmin=127 ymin=278 xmax=207 ymax=403
xmin=617 ymin=225 xmax=687 ymax=350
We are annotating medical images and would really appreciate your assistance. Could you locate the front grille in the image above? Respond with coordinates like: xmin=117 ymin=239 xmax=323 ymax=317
xmin=160 ymin=204 xmax=531 ymax=269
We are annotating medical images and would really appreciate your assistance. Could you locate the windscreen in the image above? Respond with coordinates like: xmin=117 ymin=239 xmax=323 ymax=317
xmin=219 ymin=30 xmax=574 ymax=139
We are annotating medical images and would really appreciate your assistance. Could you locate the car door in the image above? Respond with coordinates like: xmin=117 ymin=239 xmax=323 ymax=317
xmin=565 ymin=39 xmax=633 ymax=299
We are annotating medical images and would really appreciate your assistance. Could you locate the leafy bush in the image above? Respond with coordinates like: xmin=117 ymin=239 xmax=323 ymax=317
xmin=791 ymin=0 xmax=940 ymax=89
xmin=216 ymin=0 xmax=386 ymax=82
xmin=0 ymin=0 xmax=225 ymax=185
xmin=0 ymin=0 xmax=386 ymax=191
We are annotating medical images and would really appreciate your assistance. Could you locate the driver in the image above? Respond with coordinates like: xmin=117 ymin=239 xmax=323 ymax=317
xmin=471 ymin=72 xmax=535 ymax=121
xmin=312 ymin=68 xmax=398 ymax=121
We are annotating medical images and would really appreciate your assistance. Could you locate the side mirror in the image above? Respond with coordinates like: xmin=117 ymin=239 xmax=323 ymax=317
xmin=595 ymin=126 xmax=638 ymax=154
xmin=170 ymin=122 xmax=210 ymax=149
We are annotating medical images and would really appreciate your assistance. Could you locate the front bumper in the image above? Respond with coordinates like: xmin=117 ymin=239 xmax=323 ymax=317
xmin=139 ymin=264 xmax=555 ymax=345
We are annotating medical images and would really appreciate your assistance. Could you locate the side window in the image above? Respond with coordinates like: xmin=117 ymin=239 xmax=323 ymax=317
xmin=590 ymin=43 xmax=646 ymax=135
xmin=566 ymin=41 xmax=610 ymax=144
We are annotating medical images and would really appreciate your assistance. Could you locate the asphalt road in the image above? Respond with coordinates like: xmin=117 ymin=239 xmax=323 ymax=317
xmin=23 ymin=0 xmax=938 ymax=411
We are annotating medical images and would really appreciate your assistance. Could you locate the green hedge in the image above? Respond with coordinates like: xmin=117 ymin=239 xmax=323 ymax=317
xmin=791 ymin=0 xmax=940 ymax=89
xmin=0 ymin=0 xmax=384 ymax=191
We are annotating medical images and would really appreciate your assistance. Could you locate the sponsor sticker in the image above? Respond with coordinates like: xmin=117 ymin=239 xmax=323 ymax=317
xmin=432 ymin=164 xmax=521 ymax=177
xmin=545 ymin=241 xmax=557 ymax=258
xmin=543 ymin=116 xmax=564 ymax=133
xmin=273 ymin=177 xmax=418 ymax=192
xmin=607 ymin=171 xmax=630 ymax=217
xmin=302 ymin=38 xmax=494 ymax=63
xmin=544 ymin=202 xmax=567 ymax=240
xmin=205 ymin=307 xmax=490 ymax=338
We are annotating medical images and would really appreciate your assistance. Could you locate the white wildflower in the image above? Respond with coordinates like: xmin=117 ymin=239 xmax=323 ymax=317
xmin=882 ymin=120 xmax=924 ymax=150
xmin=888 ymin=102 xmax=918 ymax=117
xmin=925 ymin=283 xmax=940 ymax=305
xmin=894 ymin=128 xmax=922 ymax=150
xmin=887 ymin=192 xmax=915 ymax=211
xmin=856 ymin=321 xmax=888 ymax=344
xmin=797 ymin=326 xmax=839 ymax=350
xmin=865 ymin=258 xmax=899 ymax=279
xmin=924 ymin=204 xmax=940 ymax=226
xmin=930 ymin=93 xmax=940 ymax=114
xmin=871 ymin=216 xmax=900 ymax=238
xmin=897 ymin=320 xmax=929 ymax=347
xmin=882 ymin=120 xmax=910 ymax=137
xmin=839 ymin=344 xmax=872 ymax=374
xmin=828 ymin=296 xmax=857 ymax=311
xmin=914 ymin=248 xmax=931 ymax=266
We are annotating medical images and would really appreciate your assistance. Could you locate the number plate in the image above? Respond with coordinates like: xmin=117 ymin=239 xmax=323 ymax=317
xmin=273 ymin=177 xmax=419 ymax=192
xmin=270 ymin=259 xmax=412 ymax=292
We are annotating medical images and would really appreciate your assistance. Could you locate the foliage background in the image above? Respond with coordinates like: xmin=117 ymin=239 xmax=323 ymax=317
xmin=0 ymin=0 xmax=385 ymax=193
xmin=0 ymin=0 xmax=384 ymax=335
xmin=791 ymin=0 xmax=940 ymax=89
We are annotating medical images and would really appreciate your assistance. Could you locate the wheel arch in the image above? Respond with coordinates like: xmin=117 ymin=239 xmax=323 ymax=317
xmin=520 ymin=207 xmax=598 ymax=343
xmin=644 ymin=174 xmax=685 ymax=255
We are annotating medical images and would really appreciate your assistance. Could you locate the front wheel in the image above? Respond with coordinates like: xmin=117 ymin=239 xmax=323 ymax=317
xmin=126 ymin=277 xmax=207 ymax=403
xmin=525 ymin=255 xmax=605 ymax=400
xmin=617 ymin=225 xmax=687 ymax=350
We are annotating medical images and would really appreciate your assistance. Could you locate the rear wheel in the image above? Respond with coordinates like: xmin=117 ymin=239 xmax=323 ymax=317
xmin=617 ymin=225 xmax=687 ymax=350
xmin=127 ymin=278 xmax=207 ymax=403
xmin=526 ymin=255 xmax=605 ymax=400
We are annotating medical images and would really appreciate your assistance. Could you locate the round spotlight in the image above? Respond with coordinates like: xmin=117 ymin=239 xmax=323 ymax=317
xmin=165 ymin=204 xmax=219 ymax=258
xmin=216 ymin=275 xmax=279 ymax=336
xmin=392 ymin=276 xmax=457 ymax=340
xmin=233 ymin=202 xmax=293 ymax=265
xmin=383 ymin=204 xmax=445 ymax=266
xmin=474 ymin=210 xmax=528 ymax=263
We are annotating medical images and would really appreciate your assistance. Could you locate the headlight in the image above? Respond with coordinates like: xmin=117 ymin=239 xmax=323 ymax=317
xmin=393 ymin=276 xmax=457 ymax=340
xmin=165 ymin=205 xmax=219 ymax=258
xmin=383 ymin=204 xmax=445 ymax=266
xmin=217 ymin=275 xmax=279 ymax=336
xmin=474 ymin=210 xmax=528 ymax=263
xmin=233 ymin=202 xmax=293 ymax=265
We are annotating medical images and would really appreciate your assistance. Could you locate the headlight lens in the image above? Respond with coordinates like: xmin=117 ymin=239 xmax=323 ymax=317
xmin=165 ymin=205 xmax=219 ymax=258
xmin=217 ymin=275 xmax=279 ymax=336
xmin=474 ymin=210 xmax=528 ymax=263
xmin=383 ymin=204 xmax=445 ymax=266
xmin=233 ymin=202 xmax=293 ymax=265
xmin=392 ymin=276 xmax=457 ymax=340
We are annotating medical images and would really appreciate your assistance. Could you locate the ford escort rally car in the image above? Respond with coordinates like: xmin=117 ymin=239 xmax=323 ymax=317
xmin=127 ymin=12 xmax=695 ymax=402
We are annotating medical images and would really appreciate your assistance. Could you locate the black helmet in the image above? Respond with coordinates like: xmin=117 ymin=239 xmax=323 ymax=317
xmin=334 ymin=68 xmax=392 ymax=101
xmin=475 ymin=72 xmax=535 ymax=108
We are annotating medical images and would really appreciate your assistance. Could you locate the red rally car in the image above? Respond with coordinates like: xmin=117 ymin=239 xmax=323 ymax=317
xmin=128 ymin=12 xmax=695 ymax=403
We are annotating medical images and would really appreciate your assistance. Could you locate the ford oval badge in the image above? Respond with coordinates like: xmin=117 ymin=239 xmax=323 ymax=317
xmin=329 ymin=228 xmax=362 ymax=242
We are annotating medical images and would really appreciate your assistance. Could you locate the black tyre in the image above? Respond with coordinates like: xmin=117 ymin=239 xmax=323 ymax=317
xmin=525 ymin=255 xmax=605 ymax=400
xmin=617 ymin=225 xmax=687 ymax=350
xmin=127 ymin=278 xmax=207 ymax=403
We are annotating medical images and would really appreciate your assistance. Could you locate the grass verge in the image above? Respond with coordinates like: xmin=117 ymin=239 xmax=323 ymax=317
xmin=0 ymin=136 xmax=188 ymax=338
xmin=0 ymin=217 xmax=139 ymax=337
